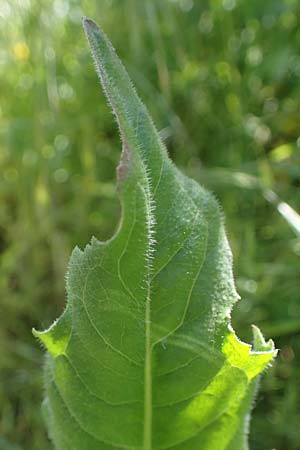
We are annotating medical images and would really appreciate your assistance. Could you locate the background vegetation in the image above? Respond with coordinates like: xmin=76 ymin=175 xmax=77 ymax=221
xmin=1 ymin=0 xmax=299 ymax=449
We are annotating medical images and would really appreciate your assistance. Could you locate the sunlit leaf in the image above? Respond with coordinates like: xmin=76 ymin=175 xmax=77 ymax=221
xmin=34 ymin=18 xmax=276 ymax=450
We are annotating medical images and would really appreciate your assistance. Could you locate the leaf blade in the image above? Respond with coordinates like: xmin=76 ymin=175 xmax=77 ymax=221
xmin=34 ymin=17 xmax=276 ymax=450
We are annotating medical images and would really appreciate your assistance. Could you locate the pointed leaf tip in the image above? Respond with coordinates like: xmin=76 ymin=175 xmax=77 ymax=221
xmin=82 ymin=16 xmax=102 ymax=39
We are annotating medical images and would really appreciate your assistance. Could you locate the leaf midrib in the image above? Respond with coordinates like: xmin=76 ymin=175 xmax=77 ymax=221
xmin=143 ymin=169 xmax=211 ymax=449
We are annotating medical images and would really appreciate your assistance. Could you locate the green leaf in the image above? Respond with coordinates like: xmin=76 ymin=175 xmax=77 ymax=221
xmin=33 ymin=17 xmax=276 ymax=450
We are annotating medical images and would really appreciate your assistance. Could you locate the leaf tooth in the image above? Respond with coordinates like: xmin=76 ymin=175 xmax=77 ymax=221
xmin=32 ymin=299 xmax=73 ymax=357
xmin=251 ymin=324 xmax=276 ymax=354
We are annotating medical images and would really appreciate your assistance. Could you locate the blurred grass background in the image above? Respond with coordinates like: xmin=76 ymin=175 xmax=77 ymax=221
xmin=1 ymin=0 xmax=300 ymax=449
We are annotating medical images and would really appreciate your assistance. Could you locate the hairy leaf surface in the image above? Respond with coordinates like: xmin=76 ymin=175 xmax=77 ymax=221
xmin=34 ymin=18 xmax=276 ymax=450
